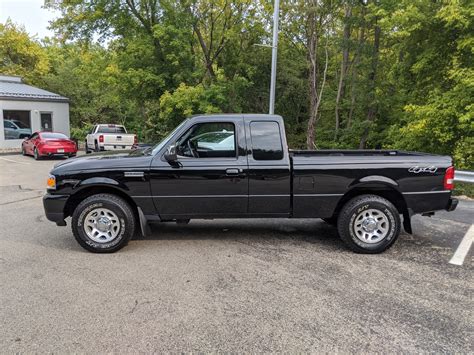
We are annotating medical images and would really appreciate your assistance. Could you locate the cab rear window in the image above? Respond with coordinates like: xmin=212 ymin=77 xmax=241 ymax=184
xmin=250 ymin=121 xmax=284 ymax=160
xmin=97 ymin=126 xmax=126 ymax=134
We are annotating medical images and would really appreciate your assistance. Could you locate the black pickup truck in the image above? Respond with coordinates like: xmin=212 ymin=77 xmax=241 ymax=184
xmin=43 ymin=114 xmax=458 ymax=253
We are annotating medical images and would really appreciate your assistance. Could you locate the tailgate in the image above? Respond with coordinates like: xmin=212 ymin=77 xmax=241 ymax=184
xmin=102 ymin=134 xmax=135 ymax=145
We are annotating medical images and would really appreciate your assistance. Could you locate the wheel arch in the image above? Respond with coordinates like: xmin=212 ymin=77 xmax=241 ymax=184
xmin=332 ymin=184 xmax=412 ymax=233
xmin=64 ymin=185 xmax=139 ymax=223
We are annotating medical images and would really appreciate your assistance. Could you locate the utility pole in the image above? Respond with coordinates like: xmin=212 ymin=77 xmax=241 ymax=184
xmin=269 ymin=0 xmax=280 ymax=115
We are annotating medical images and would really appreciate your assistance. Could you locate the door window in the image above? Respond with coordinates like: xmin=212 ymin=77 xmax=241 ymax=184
xmin=175 ymin=122 xmax=236 ymax=158
xmin=40 ymin=113 xmax=53 ymax=132
xmin=250 ymin=121 xmax=284 ymax=160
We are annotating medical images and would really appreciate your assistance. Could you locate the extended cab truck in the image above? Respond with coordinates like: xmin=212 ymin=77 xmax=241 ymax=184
xmin=85 ymin=124 xmax=137 ymax=152
xmin=43 ymin=114 xmax=458 ymax=253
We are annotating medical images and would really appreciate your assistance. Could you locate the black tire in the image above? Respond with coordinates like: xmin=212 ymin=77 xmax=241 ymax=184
xmin=337 ymin=194 xmax=401 ymax=254
xmin=94 ymin=141 xmax=100 ymax=152
xmin=71 ymin=193 xmax=136 ymax=253
xmin=85 ymin=141 xmax=91 ymax=154
xmin=21 ymin=145 xmax=26 ymax=156
xmin=322 ymin=217 xmax=337 ymax=226
xmin=33 ymin=148 xmax=40 ymax=160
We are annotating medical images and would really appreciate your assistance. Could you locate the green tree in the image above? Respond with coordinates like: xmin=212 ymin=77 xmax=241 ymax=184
xmin=0 ymin=20 xmax=50 ymax=83
xmin=4 ymin=0 xmax=470 ymax=172
xmin=386 ymin=0 xmax=473 ymax=167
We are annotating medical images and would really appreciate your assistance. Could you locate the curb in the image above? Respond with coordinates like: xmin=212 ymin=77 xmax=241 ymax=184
xmin=0 ymin=151 xmax=21 ymax=156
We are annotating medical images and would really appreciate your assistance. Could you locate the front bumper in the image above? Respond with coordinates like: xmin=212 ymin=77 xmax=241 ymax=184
xmin=446 ymin=197 xmax=458 ymax=212
xmin=43 ymin=193 xmax=69 ymax=226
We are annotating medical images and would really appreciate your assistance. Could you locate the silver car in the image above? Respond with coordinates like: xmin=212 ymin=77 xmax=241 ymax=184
xmin=3 ymin=120 xmax=32 ymax=139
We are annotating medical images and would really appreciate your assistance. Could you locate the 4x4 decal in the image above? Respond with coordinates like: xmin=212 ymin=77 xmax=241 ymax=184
xmin=408 ymin=166 xmax=438 ymax=174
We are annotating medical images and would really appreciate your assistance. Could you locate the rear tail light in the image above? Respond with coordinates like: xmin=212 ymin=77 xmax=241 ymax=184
xmin=134 ymin=135 xmax=138 ymax=144
xmin=99 ymin=135 xmax=104 ymax=143
xmin=444 ymin=166 xmax=455 ymax=190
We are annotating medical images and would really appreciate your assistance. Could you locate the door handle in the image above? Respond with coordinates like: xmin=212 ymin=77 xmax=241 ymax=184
xmin=226 ymin=168 xmax=242 ymax=175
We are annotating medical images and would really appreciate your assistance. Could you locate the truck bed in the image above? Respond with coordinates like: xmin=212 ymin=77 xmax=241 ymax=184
xmin=289 ymin=149 xmax=452 ymax=218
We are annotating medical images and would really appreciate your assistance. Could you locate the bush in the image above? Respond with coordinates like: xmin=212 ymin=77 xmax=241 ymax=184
xmin=453 ymin=136 xmax=474 ymax=170
xmin=70 ymin=123 xmax=94 ymax=141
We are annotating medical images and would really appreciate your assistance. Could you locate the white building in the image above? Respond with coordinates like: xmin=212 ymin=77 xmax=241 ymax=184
xmin=0 ymin=75 xmax=70 ymax=149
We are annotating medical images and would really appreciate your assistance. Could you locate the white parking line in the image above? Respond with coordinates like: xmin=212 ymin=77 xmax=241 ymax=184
xmin=449 ymin=224 xmax=474 ymax=266
xmin=0 ymin=156 xmax=30 ymax=165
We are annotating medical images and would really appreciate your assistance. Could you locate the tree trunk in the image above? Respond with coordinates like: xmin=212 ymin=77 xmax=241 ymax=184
xmin=334 ymin=4 xmax=352 ymax=140
xmin=347 ymin=7 xmax=366 ymax=129
xmin=306 ymin=4 xmax=319 ymax=149
xmin=306 ymin=3 xmax=331 ymax=149
xmin=359 ymin=22 xmax=380 ymax=149
xmin=193 ymin=24 xmax=217 ymax=79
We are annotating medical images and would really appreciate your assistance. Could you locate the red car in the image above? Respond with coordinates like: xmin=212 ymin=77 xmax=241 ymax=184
xmin=22 ymin=132 xmax=77 ymax=160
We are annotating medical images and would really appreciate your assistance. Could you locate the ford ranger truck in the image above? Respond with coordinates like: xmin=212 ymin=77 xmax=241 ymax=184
xmin=43 ymin=114 xmax=458 ymax=253
xmin=85 ymin=124 xmax=137 ymax=152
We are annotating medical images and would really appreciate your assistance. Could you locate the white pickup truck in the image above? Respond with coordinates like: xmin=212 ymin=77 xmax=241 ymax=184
xmin=85 ymin=124 xmax=137 ymax=152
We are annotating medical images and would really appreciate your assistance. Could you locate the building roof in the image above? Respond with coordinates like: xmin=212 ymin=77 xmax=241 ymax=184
xmin=0 ymin=75 xmax=69 ymax=102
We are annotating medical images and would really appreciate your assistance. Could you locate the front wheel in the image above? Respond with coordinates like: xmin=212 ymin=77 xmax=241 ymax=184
xmin=337 ymin=194 xmax=401 ymax=254
xmin=33 ymin=148 xmax=40 ymax=160
xmin=71 ymin=193 xmax=136 ymax=253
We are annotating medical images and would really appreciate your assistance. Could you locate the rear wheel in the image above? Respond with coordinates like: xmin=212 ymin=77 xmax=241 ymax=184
xmin=85 ymin=141 xmax=91 ymax=154
xmin=337 ymin=194 xmax=401 ymax=254
xmin=71 ymin=193 xmax=135 ymax=253
xmin=94 ymin=141 xmax=100 ymax=152
xmin=21 ymin=145 xmax=26 ymax=156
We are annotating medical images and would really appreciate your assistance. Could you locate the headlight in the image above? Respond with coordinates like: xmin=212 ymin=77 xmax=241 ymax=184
xmin=47 ymin=174 xmax=56 ymax=189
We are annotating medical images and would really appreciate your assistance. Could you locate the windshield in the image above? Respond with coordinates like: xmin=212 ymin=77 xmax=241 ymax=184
xmin=150 ymin=119 xmax=189 ymax=156
xmin=41 ymin=133 xmax=68 ymax=139
xmin=12 ymin=120 xmax=29 ymax=129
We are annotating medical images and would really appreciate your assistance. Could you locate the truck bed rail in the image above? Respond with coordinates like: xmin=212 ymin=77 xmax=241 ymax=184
xmin=289 ymin=149 xmax=433 ymax=157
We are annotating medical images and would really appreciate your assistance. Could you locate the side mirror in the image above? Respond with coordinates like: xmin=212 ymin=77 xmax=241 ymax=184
xmin=164 ymin=144 xmax=178 ymax=163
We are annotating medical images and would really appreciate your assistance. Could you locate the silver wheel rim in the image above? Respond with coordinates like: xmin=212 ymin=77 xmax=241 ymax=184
xmin=84 ymin=208 xmax=121 ymax=243
xmin=353 ymin=208 xmax=390 ymax=244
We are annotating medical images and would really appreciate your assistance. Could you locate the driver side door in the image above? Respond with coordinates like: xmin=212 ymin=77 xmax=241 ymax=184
xmin=150 ymin=117 xmax=249 ymax=219
xmin=25 ymin=132 xmax=38 ymax=154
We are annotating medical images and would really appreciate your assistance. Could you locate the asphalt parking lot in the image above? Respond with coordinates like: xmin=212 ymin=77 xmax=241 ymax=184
xmin=0 ymin=153 xmax=472 ymax=352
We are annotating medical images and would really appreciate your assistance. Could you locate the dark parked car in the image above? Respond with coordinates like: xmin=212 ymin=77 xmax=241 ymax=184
xmin=43 ymin=114 xmax=457 ymax=253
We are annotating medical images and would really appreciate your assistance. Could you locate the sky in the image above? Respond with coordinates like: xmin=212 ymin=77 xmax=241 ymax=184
xmin=1 ymin=0 xmax=59 ymax=39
